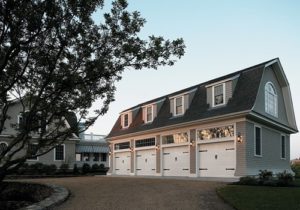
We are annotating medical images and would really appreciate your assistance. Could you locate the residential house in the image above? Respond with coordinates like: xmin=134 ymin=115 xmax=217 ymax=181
xmin=106 ymin=58 xmax=297 ymax=178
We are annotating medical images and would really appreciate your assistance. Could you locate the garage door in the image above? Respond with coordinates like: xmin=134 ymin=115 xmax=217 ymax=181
xmin=163 ymin=146 xmax=189 ymax=177
xmin=199 ymin=141 xmax=235 ymax=177
xmin=136 ymin=149 xmax=156 ymax=176
xmin=115 ymin=152 xmax=131 ymax=175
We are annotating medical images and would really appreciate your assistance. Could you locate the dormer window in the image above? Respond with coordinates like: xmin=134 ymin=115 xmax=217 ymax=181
xmin=123 ymin=113 xmax=129 ymax=128
xmin=213 ymin=83 xmax=225 ymax=107
xmin=265 ymin=82 xmax=278 ymax=117
xmin=174 ymin=96 xmax=184 ymax=116
xmin=146 ymin=105 xmax=153 ymax=123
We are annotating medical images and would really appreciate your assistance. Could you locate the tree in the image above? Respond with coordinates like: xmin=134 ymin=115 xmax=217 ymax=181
xmin=0 ymin=0 xmax=185 ymax=182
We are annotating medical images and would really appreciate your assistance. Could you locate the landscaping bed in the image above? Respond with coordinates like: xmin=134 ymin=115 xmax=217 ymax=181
xmin=0 ymin=182 xmax=53 ymax=210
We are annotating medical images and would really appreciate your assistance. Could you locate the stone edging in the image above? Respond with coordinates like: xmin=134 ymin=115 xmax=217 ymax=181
xmin=20 ymin=184 xmax=69 ymax=210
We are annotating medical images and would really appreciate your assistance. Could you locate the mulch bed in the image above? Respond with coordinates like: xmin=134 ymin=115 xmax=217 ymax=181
xmin=0 ymin=182 xmax=53 ymax=210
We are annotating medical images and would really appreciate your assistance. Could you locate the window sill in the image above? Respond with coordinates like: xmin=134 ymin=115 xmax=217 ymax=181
xmin=254 ymin=155 xmax=262 ymax=158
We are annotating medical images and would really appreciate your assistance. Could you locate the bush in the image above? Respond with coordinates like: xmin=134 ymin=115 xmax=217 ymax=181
xmin=29 ymin=163 xmax=45 ymax=174
xmin=17 ymin=163 xmax=29 ymax=175
xmin=291 ymin=164 xmax=300 ymax=178
xmin=258 ymin=170 xmax=273 ymax=184
xmin=238 ymin=176 xmax=258 ymax=186
xmin=277 ymin=170 xmax=294 ymax=186
xmin=73 ymin=164 xmax=79 ymax=174
xmin=59 ymin=163 xmax=69 ymax=174
xmin=45 ymin=164 xmax=57 ymax=175
xmin=99 ymin=163 xmax=105 ymax=169
xmin=82 ymin=163 xmax=90 ymax=174
xmin=91 ymin=164 xmax=100 ymax=172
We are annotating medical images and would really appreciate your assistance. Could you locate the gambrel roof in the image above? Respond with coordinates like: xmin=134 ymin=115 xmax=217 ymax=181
xmin=107 ymin=58 xmax=297 ymax=139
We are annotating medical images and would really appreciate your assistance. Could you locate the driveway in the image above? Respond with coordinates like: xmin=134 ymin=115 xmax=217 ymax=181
xmin=27 ymin=176 xmax=233 ymax=210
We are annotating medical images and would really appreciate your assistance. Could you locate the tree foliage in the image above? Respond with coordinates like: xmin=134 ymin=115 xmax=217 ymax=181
xmin=0 ymin=0 xmax=185 ymax=181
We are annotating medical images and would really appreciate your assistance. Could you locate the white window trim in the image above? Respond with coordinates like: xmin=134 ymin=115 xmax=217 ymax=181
xmin=254 ymin=125 xmax=262 ymax=157
xmin=265 ymin=82 xmax=278 ymax=118
xmin=54 ymin=144 xmax=65 ymax=161
xmin=212 ymin=83 xmax=226 ymax=107
xmin=122 ymin=113 xmax=130 ymax=128
xmin=280 ymin=134 xmax=286 ymax=160
xmin=145 ymin=105 xmax=154 ymax=123
xmin=27 ymin=143 xmax=39 ymax=161
xmin=174 ymin=95 xmax=184 ymax=116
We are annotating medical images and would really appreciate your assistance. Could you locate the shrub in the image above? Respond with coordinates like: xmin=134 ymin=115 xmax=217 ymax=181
xmin=99 ymin=163 xmax=105 ymax=169
xmin=29 ymin=163 xmax=45 ymax=174
xmin=291 ymin=164 xmax=300 ymax=178
xmin=238 ymin=176 xmax=258 ymax=186
xmin=45 ymin=164 xmax=57 ymax=175
xmin=91 ymin=164 xmax=100 ymax=172
xmin=59 ymin=163 xmax=69 ymax=174
xmin=277 ymin=170 xmax=294 ymax=186
xmin=73 ymin=164 xmax=79 ymax=174
xmin=258 ymin=170 xmax=273 ymax=183
xmin=17 ymin=163 xmax=29 ymax=175
xmin=82 ymin=163 xmax=90 ymax=174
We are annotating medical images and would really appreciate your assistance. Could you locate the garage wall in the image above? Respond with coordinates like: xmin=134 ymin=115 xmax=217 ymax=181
xmin=130 ymin=139 xmax=134 ymax=174
xmin=245 ymin=121 xmax=291 ymax=175
xmin=156 ymin=135 xmax=161 ymax=174
xmin=190 ymin=129 xmax=196 ymax=174
xmin=235 ymin=121 xmax=247 ymax=176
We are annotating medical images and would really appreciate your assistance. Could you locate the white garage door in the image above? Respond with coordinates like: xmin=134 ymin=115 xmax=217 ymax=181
xmin=115 ymin=152 xmax=131 ymax=175
xmin=163 ymin=146 xmax=189 ymax=177
xmin=199 ymin=141 xmax=235 ymax=177
xmin=136 ymin=149 xmax=156 ymax=176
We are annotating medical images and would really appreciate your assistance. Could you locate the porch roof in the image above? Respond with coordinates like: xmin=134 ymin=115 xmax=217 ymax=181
xmin=76 ymin=145 xmax=109 ymax=153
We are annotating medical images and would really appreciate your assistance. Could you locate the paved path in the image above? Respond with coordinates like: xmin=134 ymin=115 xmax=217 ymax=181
xmin=26 ymin=176 xmax=233 ymax=210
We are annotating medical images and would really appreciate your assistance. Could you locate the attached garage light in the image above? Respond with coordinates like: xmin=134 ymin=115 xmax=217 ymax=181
xmin=155 ymin=145 xmax=160 ymax=150
xmin=237 ymin=132 xmax=243 ymax=143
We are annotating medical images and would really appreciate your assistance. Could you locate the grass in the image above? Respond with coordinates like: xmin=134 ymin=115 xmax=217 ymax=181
xmin=217 ymin=179 xmax=300 ymax=210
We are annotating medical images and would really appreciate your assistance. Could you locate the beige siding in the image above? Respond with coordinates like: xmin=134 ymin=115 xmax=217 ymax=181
xmin=184 ymin=94 xmax=189 ymax=113
xmin=130 ymin=139 xmax=134 ymax=173
xmin=108 ymin=144 xmax=113 ymax=174
xmin=190 ymin=129 xmax=196 ymax=174
xmin=156 ymin=135 xmax=161 ymax=173
xmin=170 ymin=99 xmax=174 ymax=116
xmin=153 ymin=104 xmax=157 ymax=119
xmin=235 ymin=121 xmax=247 ymax=176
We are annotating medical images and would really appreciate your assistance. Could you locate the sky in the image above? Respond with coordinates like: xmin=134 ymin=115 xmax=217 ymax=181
xmin=89 ymin=0 xmax=300 ymax=159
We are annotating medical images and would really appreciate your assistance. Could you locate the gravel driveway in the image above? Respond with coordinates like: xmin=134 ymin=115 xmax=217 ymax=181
xmin=27 ymin=176 xmax=233 ymax=210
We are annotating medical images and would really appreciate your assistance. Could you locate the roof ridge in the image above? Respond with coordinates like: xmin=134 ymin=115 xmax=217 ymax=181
xmin=121 ymin=58 xmax=277 ymax=113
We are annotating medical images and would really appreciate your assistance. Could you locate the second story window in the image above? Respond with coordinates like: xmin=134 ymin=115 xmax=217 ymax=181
xmin=175 ymin=96 xmax=184 ymax=116
xmin=213 ymin=83 xmax=225 ymax=107
xmin=123 ymin=113 xmax=129 ymax=128
xmin=146 ymin=106 xmax=153 ymax=123
xmin=265 ymin=82 xmax=278 ymax=117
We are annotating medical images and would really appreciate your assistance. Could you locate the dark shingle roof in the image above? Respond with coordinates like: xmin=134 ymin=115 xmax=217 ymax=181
xmin=107 ymin=59 xmax=276 ymax=138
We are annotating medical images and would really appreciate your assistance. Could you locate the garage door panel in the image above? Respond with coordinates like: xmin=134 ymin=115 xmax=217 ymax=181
xmin=199 ymin=141 xmax=235 ymax=177
xmin=163 ymin=146 xmax=189 ymax=177
xmin=136 ymin=149 xmax=156 ymax=176
xmin=115 ymin=152 xmax=131 ymax=175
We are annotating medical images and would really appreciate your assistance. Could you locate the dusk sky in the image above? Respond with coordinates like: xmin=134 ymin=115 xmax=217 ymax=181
xmin=90 ymin=0 xmax=300 ymax=159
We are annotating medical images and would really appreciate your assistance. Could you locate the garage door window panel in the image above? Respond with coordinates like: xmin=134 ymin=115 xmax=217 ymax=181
xmin=114 ymin=142 xmax=130 ymax=150
xmin=197 ymin=125 xmax=234 ymax=141
xmin=162 ymin=132 xmax=188 ymax=144
xmin=135 ymin=138 xmax=155 ymax=148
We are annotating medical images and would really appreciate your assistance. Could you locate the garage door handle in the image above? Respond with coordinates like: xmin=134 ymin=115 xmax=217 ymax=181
xmin=226 ymin=168 xmax=235 ymax=170
xmin=164 ymin=169 xmax=170 ymax=171
xmin=183 ymin=152 xmax=189 ymax=154
xmin=199 ymin=150 xmax=208 ymax=152
xmin=182 ymin=169 xmax=189 ymax=171
xmin=163 ymin=153 xmax=170 ymax=155
xmin=226 ymin=148 xmax=235 ymax=151
xmin=136 ymin=169 xmax=141 ymax=171
xmin=199 ymin=168 xmax=208 ymax=170
xmin=152 ymin=169 xmax=155 ymax=170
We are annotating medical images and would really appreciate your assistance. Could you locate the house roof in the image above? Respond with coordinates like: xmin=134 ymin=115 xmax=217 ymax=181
xmin=107 ymin=58 xmax=277 ymax=139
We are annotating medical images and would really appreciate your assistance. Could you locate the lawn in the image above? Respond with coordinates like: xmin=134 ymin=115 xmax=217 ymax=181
xmin=217 ymin=179 xmax=300 ymax=210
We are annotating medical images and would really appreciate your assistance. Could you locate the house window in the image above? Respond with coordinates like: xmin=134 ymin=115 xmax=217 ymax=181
xmin=174 ymin=96 xmax=184 ymax=116
xmin=93 ymin=153 xmax=99 ymax=161
xmin=146 ymin=106 xmax=153 ymax=123
xmin=101 ymin=153 xmax=107 ymax=162
xmin=281 ymin=135 xmax=286 ymax=159
xmin=83 ymin=153 xmax=90 ymax=161
xmin=0 ymin=142 xmax=8 ymax=155
xmin=18 ymin=111 xmax=29 ymax=129
xmin=265 ymin=82 xmax=278 ymax=117
xmin=123 ymin=113 xmax=129 ymax=128
xmin=54 ymin=144 xmax=65 ymax=161
xmin=254 ymin=126 xmax=262 ymax=156
xmin=213 ymin=83 xmax=225 ymax=107
xmin=27 ymin=144 xmax=38 ymax=161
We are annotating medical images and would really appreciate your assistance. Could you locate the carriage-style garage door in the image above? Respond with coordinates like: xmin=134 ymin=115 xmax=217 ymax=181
xmin=198 ymin=141 xmax=235 ymax=177
xmin=115 ymin=152 xmax=131 ymax=175
xmin=163 ymin=146 xmax=189 ymax=177
xmin=136 ymin=149 xmax=156 ymax=176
